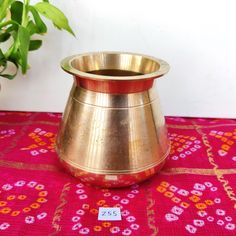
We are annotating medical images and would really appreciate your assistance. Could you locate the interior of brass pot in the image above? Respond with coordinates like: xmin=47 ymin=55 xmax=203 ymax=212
xmin=61 ymin=52 xmax=169 ymax=80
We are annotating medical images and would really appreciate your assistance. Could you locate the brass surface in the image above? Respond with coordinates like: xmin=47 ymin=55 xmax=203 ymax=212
xmin=56 ymin=52 xmax=170 ymax=187
xmin=61 ymin=51 xmax=169 ymax=80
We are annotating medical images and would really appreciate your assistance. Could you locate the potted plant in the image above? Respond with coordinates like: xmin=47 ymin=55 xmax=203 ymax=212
xmin=0 ymin=0 xmax=74 ymax=80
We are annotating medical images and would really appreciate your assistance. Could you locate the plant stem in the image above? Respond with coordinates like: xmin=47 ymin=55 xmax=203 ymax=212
xmin=22 ymin=0 xmax=30 ymax=27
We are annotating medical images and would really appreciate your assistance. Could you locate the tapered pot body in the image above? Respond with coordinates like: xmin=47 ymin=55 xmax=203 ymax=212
xmin=56 ymin=52 xmax=170 ymax=187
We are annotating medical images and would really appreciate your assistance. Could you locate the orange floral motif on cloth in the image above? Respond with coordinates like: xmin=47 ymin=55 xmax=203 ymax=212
xmin=21 ymin=128 xmax=56 ymax=156
xmin=0 ymin=111 xmax=236 ymax=235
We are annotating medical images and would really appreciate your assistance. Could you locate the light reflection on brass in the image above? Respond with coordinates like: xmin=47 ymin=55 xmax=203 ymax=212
xmin=56 ymin=52 xmax=170 ymax=187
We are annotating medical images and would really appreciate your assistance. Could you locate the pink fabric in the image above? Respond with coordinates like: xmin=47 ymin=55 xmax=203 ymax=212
xmin=0 ymin=111 xmax=236 ymax=235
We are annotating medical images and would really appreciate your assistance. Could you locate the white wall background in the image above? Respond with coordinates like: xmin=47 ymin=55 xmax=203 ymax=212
xmin=0 ymin=0 xmax=236 ymax=118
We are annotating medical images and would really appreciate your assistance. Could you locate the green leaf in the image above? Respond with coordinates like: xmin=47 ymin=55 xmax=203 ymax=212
xmin=5 ymin=24 xmax=18 ymax=33
xmin=18 ymin=26 xmax=30 ymax=74
xmin=0 ymin=72 xmax=17 ymax=79
xmin=0 ymin=57 xmax=18 ymax=80
xmin=7 ymin=49 xmax=19 ymax=64
xmin=29 ymin=6 xmax=47 ymax=34
xmin=0 ymin=20 xmax=19 ymax=30
xmin=0 ymin=0 xmax=13 ymax=22
xmin=34 ymin=2 xmax=75 ymax=36
xmin=10 ymin=1 xmax=23 ymax=24
xmin=0 ymin=32 xmax=11 ymax=42
xmin=26 ymin=20 xmax=37 ymax=35
xmin=29 ymin=39 xmax=42 ymax=51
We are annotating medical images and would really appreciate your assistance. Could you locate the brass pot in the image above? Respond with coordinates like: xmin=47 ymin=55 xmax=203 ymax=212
xmin=56 ymin=52 xmax=170 ymax=187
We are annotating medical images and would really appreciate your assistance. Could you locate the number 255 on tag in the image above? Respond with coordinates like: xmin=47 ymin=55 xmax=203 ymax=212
xmin=98 ymin=207 xmax=122 ymax=221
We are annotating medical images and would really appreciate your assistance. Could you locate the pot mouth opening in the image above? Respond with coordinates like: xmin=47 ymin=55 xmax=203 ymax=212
xmin=61 ymin=52 xmax=169 ymax=81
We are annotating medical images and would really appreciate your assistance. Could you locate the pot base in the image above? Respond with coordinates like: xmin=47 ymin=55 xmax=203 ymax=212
xmin=59 ymin=154 xmax=169 ymax=188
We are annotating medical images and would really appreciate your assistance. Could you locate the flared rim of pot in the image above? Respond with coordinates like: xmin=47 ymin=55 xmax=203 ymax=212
xmin=61 ymin=51 xmax=170 ymax=81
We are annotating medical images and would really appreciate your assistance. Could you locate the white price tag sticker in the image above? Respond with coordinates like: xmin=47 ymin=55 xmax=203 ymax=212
xmin=98 ymin=207 xmax=122 ymax=221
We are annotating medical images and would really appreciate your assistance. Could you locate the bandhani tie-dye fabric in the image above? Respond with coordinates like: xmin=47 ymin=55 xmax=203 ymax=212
xmin=0 ymin=111 xmax=236 ymax=236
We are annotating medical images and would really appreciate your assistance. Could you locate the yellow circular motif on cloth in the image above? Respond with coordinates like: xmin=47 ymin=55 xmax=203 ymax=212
xmin=90 ymin=208 xmax=98 ymax=215
xmin=0 ymin=207 xmax=11 ymax=214
xmin=102 ymin=222 xmax=111 ymax=228
xmin=0 ymin=201 xmax=7 ymax=207
xmin=44 ymin=132 xmax=54 ymax=137
xmin=205 ymin=199 xmax=214 ymax=205
xmin=38 ymin=191 xmax=48 ymax=197
xmin=93 ymin=226 xmax=102 ymax=231
xmin=18 ymin=195 xmax=27 ymax=200
xmin=30 ymin=203 xmax=40 ymax=209
xmin=39 ymin=142 xmax=46 ymax=146
xmin=37 ymin=197 xmax=47 ymax=203
xmin=35 ymin=185 xmax=44 ymax=190
xmin=11 ymin=211 xmax=20 ymax=216
xmin=23 ymin=207 xmax=31 ymax=213
xmin=82 ymin=204 xmax=90 ymax=210
xmin=180 ymin=202 xmax=190 ymax=208
xmin=171 ymin=197 xmax=181 ymax=203
xmin=97 ymin=200 xmax=106 ymax=206
xmin=189 ymin=195 xmax=200 ymax=203
xmin=160 ymin=181 xmax=170 ymax=187
xmin=156 ymin=186 xmax=166 ymax=193
xmin=164 ymin=191 xmax=174 ymax=198
xmin=195 ymin=203 xmax=207 ymax=210
xmin=7 ymin=195 xmax=16 ymax=201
